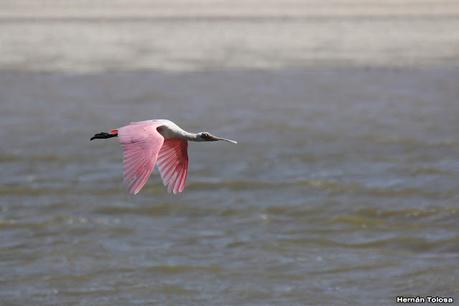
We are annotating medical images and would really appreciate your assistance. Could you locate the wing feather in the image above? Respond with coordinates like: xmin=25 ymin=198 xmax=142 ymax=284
xmin=118 ymin=123 xmax=164 ymax=194
xmin=157 ymin=139 xmax=189 ymax=194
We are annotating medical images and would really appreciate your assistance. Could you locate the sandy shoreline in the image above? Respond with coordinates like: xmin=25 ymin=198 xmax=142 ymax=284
xmin=3 ymin=0 xmax=459 ymax=18
xmin=0 ymin=0 xmax=458 ymax=72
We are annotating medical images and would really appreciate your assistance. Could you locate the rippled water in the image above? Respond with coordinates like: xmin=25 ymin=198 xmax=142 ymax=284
xmin=1 ymin=68 xmax=458 ymax=305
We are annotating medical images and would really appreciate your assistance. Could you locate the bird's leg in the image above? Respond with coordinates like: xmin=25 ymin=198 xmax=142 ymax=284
xmin=90 ymin=130 xmax=118 ymax=141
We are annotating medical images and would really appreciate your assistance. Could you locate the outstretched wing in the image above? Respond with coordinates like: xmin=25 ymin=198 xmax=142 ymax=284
xmin=156 ymin=139 xmax=189 ymax=194
xmin=118 ymin=123 xmax=164 ymax=194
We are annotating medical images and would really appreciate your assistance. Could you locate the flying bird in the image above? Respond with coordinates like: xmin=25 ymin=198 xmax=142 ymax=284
xmin=90 ymin=119 xmax=237 ymax=195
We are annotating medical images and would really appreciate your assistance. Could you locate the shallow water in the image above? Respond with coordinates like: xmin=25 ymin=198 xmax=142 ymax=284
xmin=0 ymin=68 xmax=458 ymax=305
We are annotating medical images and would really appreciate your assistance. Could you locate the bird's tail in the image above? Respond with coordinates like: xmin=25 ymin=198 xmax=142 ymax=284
xmin=90 ymin=129 xmax=118 ymax=141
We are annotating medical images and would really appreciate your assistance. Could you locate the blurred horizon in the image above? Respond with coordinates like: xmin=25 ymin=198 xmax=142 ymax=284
xmin=1 ymin=0 xmax=458 ymax=72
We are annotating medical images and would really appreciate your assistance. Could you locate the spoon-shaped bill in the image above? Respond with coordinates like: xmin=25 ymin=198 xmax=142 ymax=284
xmin=218 ymin=137 xmax=237 ymax=144
xmin=210 ymin=134 xmax=237 ymax=144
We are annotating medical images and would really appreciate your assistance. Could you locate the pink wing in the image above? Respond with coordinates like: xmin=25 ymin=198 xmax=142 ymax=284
xmin=156 ymin=139 xmax=189 ymax=194
xmin=118 ymin=122 xmax=164 ymax=194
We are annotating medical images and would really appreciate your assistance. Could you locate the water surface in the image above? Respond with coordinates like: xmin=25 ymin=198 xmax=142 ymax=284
xmin=1 ymin=68 xmax=458 ymax=305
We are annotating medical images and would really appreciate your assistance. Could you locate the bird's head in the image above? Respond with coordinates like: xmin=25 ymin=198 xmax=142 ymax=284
xmin=198 ymin=132 xmax=237 ymax=144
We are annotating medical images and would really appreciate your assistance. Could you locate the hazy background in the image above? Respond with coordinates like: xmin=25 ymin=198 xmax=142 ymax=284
xmin=1 ymin=1 xmax=458 ymax=305
xmin=1 ymin=0 xmax=459 ymax=71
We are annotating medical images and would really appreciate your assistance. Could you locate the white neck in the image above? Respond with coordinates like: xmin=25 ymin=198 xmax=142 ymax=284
xmin=182 ymin=131 xmax=201 ymax=141
xmin=157 ymin=121 xmax=202 ymax=141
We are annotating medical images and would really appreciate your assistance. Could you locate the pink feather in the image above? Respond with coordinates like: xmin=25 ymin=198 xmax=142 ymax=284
xmin=117 ymin=122 xmax=189 ymax=194
xmin=157 ymin=139 xmax=189 ymax=194
xmin=118 ymin=123 xmax=164 ymax=194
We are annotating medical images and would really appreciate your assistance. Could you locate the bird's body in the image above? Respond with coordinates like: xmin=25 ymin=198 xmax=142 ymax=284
xmin=91 ymin=119 xmax=236 ymax=195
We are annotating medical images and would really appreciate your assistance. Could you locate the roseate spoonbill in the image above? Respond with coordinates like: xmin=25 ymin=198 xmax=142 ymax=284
xmin=90 ymin=119 xmax=237 ymax=195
